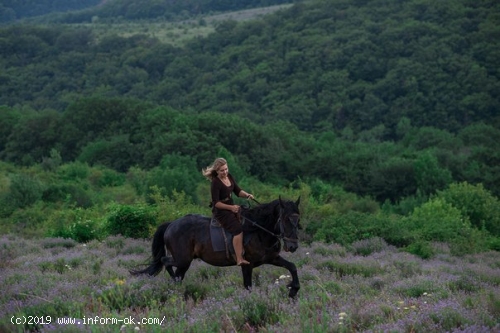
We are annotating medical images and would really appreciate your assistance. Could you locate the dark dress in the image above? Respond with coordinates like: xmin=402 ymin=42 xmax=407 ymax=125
xmin=211 ymin=173 xmax=243 ymax=235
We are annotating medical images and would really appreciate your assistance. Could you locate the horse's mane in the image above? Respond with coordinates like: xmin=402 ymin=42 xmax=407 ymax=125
xmin=241 ymin=199 xmax=281 ymax=231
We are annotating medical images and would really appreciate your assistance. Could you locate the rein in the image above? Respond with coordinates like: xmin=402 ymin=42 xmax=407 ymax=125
xmin=241 ymin=206 xmax=298 ymax=243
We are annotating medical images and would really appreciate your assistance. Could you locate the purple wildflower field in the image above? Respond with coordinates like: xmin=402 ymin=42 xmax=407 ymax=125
xmin=1 ymin=235 xmax=499 ymax=332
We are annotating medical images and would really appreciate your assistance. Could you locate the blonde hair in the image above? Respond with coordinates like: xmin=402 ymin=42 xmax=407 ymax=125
xmin=202 ymin=157 xmax=227 ymax=181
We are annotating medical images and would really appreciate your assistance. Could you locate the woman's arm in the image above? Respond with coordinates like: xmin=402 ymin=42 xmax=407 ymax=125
xmin=215 ymin=201 xmax=240 ymax=213
xmin=238 ymin=190 xmax=254 ymax=200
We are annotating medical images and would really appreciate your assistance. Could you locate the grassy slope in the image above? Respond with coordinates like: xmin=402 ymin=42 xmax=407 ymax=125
xmin=64 ymin=4 xmax=293 ymax=47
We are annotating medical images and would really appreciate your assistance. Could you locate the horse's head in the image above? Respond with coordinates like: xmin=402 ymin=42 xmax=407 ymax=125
xmin=277 ymin=196 xmax=301 ymax=253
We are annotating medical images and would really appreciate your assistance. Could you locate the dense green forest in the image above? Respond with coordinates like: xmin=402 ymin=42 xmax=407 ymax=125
xmin=0 ymin=0 xmax=298 ymax=24
xmin=0 ymin=0 xmax=102 ymax=23
xmin=1 ymin=0 xmax=498 ymax=133
xmin=1 ymin=0 xmax=499 ymax=256
xmin=55 ymin=0 xmax=298 ymax=23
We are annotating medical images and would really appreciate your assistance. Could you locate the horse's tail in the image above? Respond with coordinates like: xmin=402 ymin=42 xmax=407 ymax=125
xmin=130 ymin=222 xmax=171 ymax=276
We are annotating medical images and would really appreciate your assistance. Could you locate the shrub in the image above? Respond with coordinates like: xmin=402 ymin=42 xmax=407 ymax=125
xmin=183 ymin=282 xmax=210 ymax=302
xmin=5 ymin=203 xmax=48 ymax=235
xmin=0 ymin=194 xmax=17 ymax=217
xmin=488 ymin=237 xmax=500 ymax=251
xmin=309 ymin=211 xmax=407 ymax=247
xmin=88 ymin=167 xmax=126 ymax=187
xmin=57 ymin=161 xmax=90 ymax=181
xmin=403 ymin=198 xmax=470 ymax=242
xmin=145 ymin=154 xmax=199 ymax=203
xmin=42 ymin=183 xmax=93 ymax=208
xmin=381 ymin=193 xmax=428 ymax=216
xmin=149 ymin=187 xmax=208 ymax=223
xmin=126 ymin=166 xmax=148 ymax=196
xmin=311 ymin=212 xmax=365 ymax=245
xmin=5 ymin=173 xmax=44 ymax=209
xmin=48 ymin=207 xmax=106 ymax=243
xmin=449 ymin=227 xmax=489 ymax=256
xmin=106 ymin=204 xmax=157 ymax=238
xmin=404 ymin=240 xmax=435 ymax=259
xmin=47 ymin=207 xmax=106 ymax=242
xmin=403 ymin=197 xmax=489 ymax=255
xmin=235 ymin=293 xmax=280 ymax=328
xmin=438 ymin=182 xmax=500 ymax=237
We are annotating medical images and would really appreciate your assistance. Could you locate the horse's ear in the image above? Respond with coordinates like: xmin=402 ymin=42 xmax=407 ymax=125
xmin=295 ymin=196 xmax=301 ymax=207
xmin=279 ymin=195 xmax=284 ymax=207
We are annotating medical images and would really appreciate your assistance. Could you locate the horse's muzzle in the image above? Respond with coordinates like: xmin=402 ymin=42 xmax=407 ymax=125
xmin=284 ymin=242 xmax=298 ymax=253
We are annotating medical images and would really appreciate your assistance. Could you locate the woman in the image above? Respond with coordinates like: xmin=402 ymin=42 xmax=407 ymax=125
xmin=202 ymin=158 xmax=254 ymax=265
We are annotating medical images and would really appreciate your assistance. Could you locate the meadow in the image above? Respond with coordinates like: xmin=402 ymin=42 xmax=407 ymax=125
xmin=65 ymin=4 xmax=293 ymax=47
xmin=1 ymin=234 xmax=499 ymax=332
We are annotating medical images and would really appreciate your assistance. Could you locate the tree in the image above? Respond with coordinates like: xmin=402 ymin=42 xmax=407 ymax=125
xmin=145 ymin=154 xmax=199 ymax=202
xmin=413 ymin=151 xmax=452 ymax=197
xmin=2 ymin=110 xmax=63 ymax=165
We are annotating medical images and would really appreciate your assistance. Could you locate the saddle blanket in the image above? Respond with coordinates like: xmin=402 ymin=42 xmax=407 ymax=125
xmin=209 ymin=218 xmax=251 ymax=253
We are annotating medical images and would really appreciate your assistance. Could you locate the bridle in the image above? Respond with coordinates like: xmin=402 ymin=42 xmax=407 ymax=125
xmin=242 ymin=205 xmax=299 ymax=244
xmin=277 ymin=210 xmax=300 ymax=243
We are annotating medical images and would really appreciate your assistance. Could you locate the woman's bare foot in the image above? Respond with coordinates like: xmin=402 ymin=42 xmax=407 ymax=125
xmin=237 ymin=259 xmax=250 ymax=266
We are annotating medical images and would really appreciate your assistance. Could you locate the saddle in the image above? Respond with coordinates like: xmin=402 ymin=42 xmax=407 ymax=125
xmin=209 ymin=217 xmax=251 ymax=258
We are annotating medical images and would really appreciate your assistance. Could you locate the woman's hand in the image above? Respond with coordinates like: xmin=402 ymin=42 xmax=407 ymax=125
xmin=231 ymin=205 xmax=240 ymax=214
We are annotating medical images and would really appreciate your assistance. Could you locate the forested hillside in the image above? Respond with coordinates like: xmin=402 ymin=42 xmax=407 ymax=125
xmin=1 ymin=0 xmax=298 ymax=24
xmin=0 ymin=0 xmax=498 ymax=135
xmin=0 ymin=0 xmax=102 ymax=23
xmin=1 ymin=0 xmax=499 ymax=200
xmin=50 ymin=0 xmax=298 ymax=23
xmin=0 ymin=0 xmax=498 ymax=273
xmin=2 ymin=3 xmax=500 ymax=330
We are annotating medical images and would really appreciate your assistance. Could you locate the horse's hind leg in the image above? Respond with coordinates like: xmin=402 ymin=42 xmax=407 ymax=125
xmin=173 ymin=263 xmax=191 ymax=281
xmin=161 ymin=256 xmax=176 ymax=280
xmin=161 ymin=256 xmax=191 ymax=282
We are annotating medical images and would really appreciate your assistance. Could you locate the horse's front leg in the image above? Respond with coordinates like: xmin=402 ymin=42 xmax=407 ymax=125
xmin=241 ymin=265 xmax=253 ymax=290
xmin=270 ymin=256 xmax=300 ymax=298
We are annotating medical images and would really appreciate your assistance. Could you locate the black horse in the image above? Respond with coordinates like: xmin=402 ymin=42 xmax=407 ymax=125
xmin=131 ymin=197 xmax=301 ymax=297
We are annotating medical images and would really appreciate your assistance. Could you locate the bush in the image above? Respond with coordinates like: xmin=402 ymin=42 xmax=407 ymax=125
xmin=404 ymin=240 xmax=436 ymax=259
xmin=42 ymin=183 xmax=93 ymax=208
xmin=88 ymin=167 xmax=126 ymax=187
xmin=308 ymin=211 xmax=406 ymax=247
xmin=6 ymin=173 xmax=44 ymax=209
xmin=149 ymin=187 xmax=208 ymax=223
xmin=145 ymin=154 xmax=199 ymax=203
xmin=309 ymin=212 xmax=368 ymax=245
xmin=403 ymin=198 xmax=489 ymax=255
xmin=106 ymin=204 xmax=157 ymax=238
xmin=48 ymin=207 xmax=106 ymax=242
xmin=438 ymin=182 xmax=500 ymax=237
xmin=0 ymin=193 xmax=16 ymax=217
xmin=403 ymin=198 xmax=470 ymax=242
xmin=235 ymin=294 xmax=280 ymax=328
xmin=4 ymin=203 xmax=49 ymax=236
xmin=57 ymin=161 xmax=90 ymax=181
